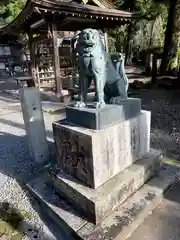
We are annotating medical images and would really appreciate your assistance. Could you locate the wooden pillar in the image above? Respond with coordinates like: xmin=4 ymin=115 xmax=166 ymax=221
xmin=36 ymin=65 xmax=41 ymax=90
xmin=125 ymin=23 xmax=133 ymax=65
xmin=51 ymin=23 xmax=62 ymax=97
xmin=152 ymin=54 xmax=157 ymax=85
xmin=28 ymin=32 xmax=36 ymax=87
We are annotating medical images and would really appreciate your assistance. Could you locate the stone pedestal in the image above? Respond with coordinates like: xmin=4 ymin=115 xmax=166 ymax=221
xmin=53 ymin=110 xmax=150 ymax=189
xmin=26 ymin=98 xmax=168 ymax=239
xmin=66 ymin=98 xmax=141 ymax=130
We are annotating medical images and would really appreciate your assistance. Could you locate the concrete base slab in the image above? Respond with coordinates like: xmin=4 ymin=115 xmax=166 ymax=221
xmin=26 ymin=161 xmax=180 ymax=240
xmin=50 ymin=149 xmax=161 ymax=224
xmin=128 ymin=181 xmax=180 ymax=240
xmin=41 ymin=101 xmax=65 ymax=114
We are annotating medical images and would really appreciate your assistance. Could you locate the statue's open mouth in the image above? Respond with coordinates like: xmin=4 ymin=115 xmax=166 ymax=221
xmin=84 ymin=43 xmax=94 ymax=47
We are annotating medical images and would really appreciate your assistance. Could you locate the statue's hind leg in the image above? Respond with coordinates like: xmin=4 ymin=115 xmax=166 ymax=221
xmin=109 ymin=80 xmax=127 ymax=104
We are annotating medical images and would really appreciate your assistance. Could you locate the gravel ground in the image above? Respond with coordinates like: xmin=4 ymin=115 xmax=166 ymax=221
xmin=1 ymin=77 xmax=180 ymax=239
xmin=132 ymin=89 xmax=180 ymax=160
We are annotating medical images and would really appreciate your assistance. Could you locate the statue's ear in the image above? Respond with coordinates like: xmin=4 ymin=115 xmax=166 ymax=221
xmin=98 ymin=30 xmax=104 ymax=36
xmin=72 ymin=31 xmax=81 ymax=51
xmin=74 ymin=31 xmax=81 ymax=39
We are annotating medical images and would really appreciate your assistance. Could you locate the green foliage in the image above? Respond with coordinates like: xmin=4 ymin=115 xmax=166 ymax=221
xmin=0 ymin=0 xmax=11 ymax=5
xmin=113 ymin=0 xmax=167 ymax=20
xmin=109 ymin=0 xmax=168 ymax=56
xmin=108 ymin=25 xmax=128 ymax=52
xmin=0 ymin=202 xmax=33 ymax=240
xmin=0 ymin=0 xmax=26 ymax=22
xmin=167 ymin=48 xmax=180 ymax=70
xmin=108 ymin=36 xmax=116 ymax=53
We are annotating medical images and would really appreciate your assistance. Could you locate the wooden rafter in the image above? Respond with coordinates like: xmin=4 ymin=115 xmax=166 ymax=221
xmin=75 ymin=0 xmax=116 ymax=8
xmin=91 ymin=0 xmax=117 ymax=9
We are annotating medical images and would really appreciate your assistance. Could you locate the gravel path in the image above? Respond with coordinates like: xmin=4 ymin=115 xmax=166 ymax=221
xmin=1 ymin=77 xmax=180 ymax=239
xmin=0 ymin=79 xmax=65 ymax=239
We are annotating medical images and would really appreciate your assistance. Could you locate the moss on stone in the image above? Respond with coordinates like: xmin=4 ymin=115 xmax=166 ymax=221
xmin=0 ymin=202 xmax=34 ymax=240
xmin=0 ymin=220 xmax=23 ymax=239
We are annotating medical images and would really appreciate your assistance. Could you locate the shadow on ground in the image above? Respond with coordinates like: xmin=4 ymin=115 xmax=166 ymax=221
xmin=0 ymin=131 xmax=66 ymax=239
xmin=0 ymin=89 xmax=66 ymax=238
xmin=0 ymin=77 xmax=18 ymax=92
xmin=0 ymin=132 xmax=55 ymax=181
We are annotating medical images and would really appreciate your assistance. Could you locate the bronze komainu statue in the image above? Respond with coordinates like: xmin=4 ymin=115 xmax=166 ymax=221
xmin=73 ymin=28 xmax=128 ymax=108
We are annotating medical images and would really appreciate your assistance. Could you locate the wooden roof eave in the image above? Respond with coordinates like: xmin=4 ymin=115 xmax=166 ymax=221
xmin=33 ymin=0 xmax=134 ymax=18
xmin=1 ymin=0 xmax=138 ymax=34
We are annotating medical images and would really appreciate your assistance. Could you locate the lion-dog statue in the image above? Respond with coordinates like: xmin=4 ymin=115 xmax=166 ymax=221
xmin=73 ymin=28 xmax=129 ymax=108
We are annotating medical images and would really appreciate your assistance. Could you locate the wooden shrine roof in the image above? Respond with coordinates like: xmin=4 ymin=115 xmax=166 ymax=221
xmin=1 ymin=0 xmax=138 ymax=34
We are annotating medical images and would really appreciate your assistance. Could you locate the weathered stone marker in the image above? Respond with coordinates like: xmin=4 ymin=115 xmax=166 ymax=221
xmin=20 ymin=87 xmax=49 ymax=164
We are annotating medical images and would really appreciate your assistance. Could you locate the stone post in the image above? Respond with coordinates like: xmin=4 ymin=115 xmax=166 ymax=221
xmin=19 ymin=87 xmax=49 ymax=164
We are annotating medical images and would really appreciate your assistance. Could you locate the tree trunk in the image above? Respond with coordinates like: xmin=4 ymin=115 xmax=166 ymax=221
xmin=145 ymin=19 xmax=156 ymax=74
xmin=170 ymin=0 xmax=180 ymax=68
xmin=160 ymin=0 xmax=180 ymax=74
xmin=125 ymin=23 xmax=133 ymax=65
xmin=152 ymin=54 xmax=157 ymax=84
xmin=125 ymin=0 xmax=136 ymax=65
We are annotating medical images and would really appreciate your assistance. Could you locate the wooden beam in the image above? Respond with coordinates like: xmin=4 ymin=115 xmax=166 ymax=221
xmin=30 ymin=19 xmax=45 ymax=29
xmin=28 ymin=31 xmax=36 ymax=87
xmin=51 ymin=23 xmax=62 ymax=96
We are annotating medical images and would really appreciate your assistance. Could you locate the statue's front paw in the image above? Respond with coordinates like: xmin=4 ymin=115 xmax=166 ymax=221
xmin=94 ymin=101 xmax=106 ymax=109
xmin=109 ymin=97 xmax=126 ymax=104
xmin=74 ymin=101 xmax=86 ymax=108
